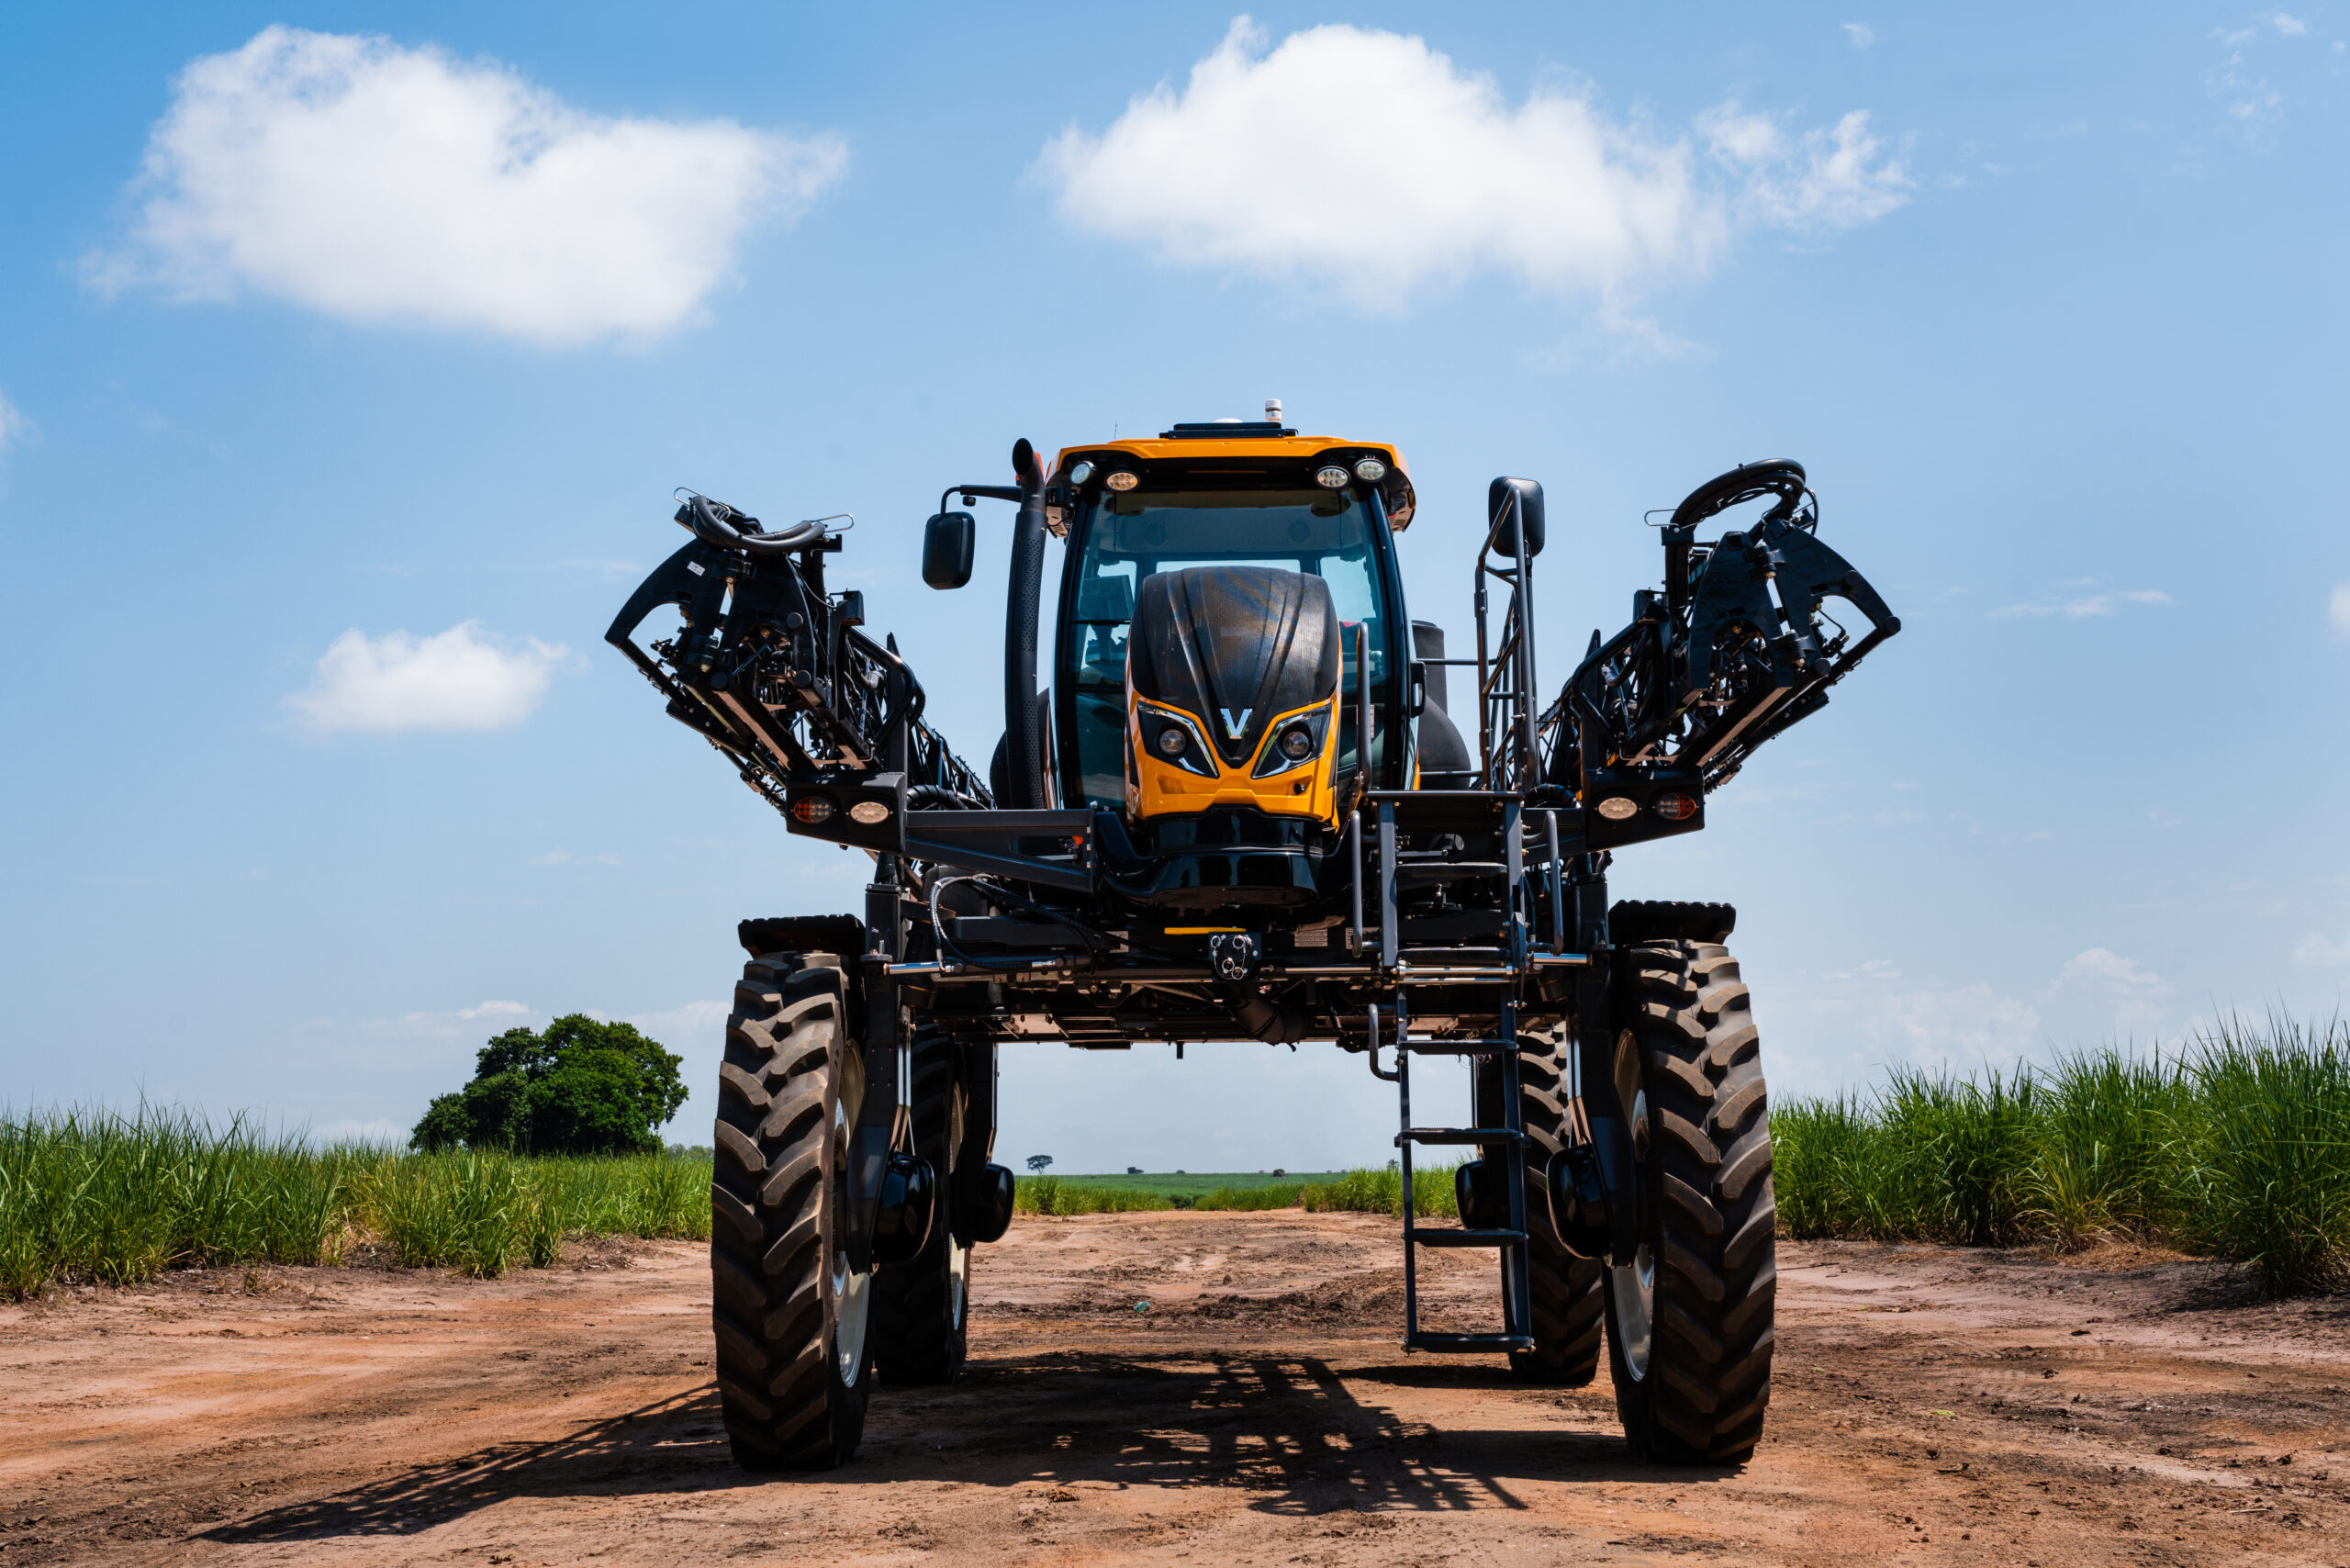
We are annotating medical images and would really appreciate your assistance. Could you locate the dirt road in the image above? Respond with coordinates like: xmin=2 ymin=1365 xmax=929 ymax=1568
xmin=5 ymin=1211 xmax=2347 ymax=1565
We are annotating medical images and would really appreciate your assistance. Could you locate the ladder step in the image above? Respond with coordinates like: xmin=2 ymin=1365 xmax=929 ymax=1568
xmin=1404 ymin=1036 xmax=1516 ymax=1056
xmin=1407 ymin=1227 xmax=1527 ymax=1249
xmin=1395 ymin=1127 xmax=1524 ymax=1146
xmin=1405 ymin=1331 xmax=1535 ymax=1354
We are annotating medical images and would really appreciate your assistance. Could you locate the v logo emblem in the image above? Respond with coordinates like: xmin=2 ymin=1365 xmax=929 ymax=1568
xmin=1220 ymin=707 xmax=1253 ymax=738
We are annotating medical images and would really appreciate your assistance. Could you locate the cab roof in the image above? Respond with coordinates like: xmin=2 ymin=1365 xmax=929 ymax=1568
xmin=1051 ymin=426 xmax=1414 ymax=528
xmin=1053 ymin=430 xmax=1406 ymax=474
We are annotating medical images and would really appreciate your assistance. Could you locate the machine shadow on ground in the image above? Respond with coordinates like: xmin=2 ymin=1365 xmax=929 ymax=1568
xmin=203 ymin=1348 xmax=1705 ymax=1542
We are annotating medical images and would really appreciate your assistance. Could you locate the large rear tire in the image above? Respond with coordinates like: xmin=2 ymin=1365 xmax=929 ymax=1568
xmin=711 ymin=953 xmax=875 ymax=1471
xmin=870 ymin=1025 xmax=976 ymax=1385
xmin=1509 ymin=1030 xmax=1606 ymax=1385
xmin=1603 ymin=940 xmax=1776 ymax=1463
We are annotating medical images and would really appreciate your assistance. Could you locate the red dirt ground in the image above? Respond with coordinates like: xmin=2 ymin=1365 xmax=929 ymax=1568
xmin=4 ymin=1211 xmax=2347 ymax=1565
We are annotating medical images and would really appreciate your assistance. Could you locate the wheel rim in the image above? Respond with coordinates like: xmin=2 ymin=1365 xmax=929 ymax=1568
xmin=1610 ymin=1244 xmax=1656 ymax=1380
xmin=942 ymin=1080 xmax=969 ymax=1328
xmin=834 ymin=1247 xmax=872 ymax=1385
xmin=832 ymin=1098 xmax=872 ymax=1387
xmin=1610 ymin=1088 xmax=1655 ymax=1380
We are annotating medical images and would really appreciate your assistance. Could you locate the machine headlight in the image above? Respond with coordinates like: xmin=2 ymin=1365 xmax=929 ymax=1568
xmin=790 ymin=796 xmax=835 ymax=825
xmin=1652 ymin=793 xmax=1698 ymax=823
xmin=1314 ymin=466 xmax=1349 ymax=489
xmin=848 ymin=801 xmax=892 ymax=825
xmin=1104 ymin=470 xmax=1140 ymax=492
xmin=1595 ymin=797 xmax=1639 ymax=821
xmin=1069 ymin=460 xmax=1095 ymax=486
xmin=1136 ymin=703 xmax=1219 ymax=778
xmin=1352 ymin=457 xmax=1388 ymax=483
xmin=1250 ymin=703 xmax=1333 ymax=778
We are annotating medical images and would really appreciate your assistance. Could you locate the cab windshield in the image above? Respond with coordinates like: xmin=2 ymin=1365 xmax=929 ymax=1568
xmin=1064 ymin=486 xmax=1394 ymax=809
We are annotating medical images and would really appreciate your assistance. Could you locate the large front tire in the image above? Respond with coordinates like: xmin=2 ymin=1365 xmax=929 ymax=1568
xmin=870 ymin=1025 xmax=977 ymax=1385
xmin=711 ymin=953 xmax=875 ymax=1471
xmin=1603 ymin=940 xmax=1776 ymax=1464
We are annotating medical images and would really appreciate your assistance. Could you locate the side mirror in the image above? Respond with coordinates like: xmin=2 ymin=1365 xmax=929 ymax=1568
xmin=1487 ymin=476 xmax=1545 ymax=559
xmin=923 ymin=510 xmax=975 ymax=589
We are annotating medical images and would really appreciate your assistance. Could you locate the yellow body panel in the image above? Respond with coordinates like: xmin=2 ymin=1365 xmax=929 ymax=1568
xmin=1054 ymin=435 xmax=1407 ymax=477
xmin=1126 ymin=693 xmax=1341 ymax=827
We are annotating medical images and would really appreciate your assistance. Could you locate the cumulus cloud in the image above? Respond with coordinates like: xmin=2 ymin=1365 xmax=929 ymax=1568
xmin=2330 ymin=582 xmax=2350 ymax=637
xmin=1842 ymin=22 xmax=1876 ymax=48
xmin=2043 ymin=947 xmax=2172 ymax=1037
xmin=90 ymin=26 xmax=847 ymax=344
xmin=1989 ymin=585 xmax=2172 ymax=619
xmin=0 ymin=389 xmax=25 ymax=452
xmin=371 ymin=999 xmax=536 ymax=1038
xmin=287 ymin=621 xmax=566 ymax=733
xmin=1814 ymin=980 xmax=2042 ymax=1072
xmin=628 ymin=999 xmax=730 ymax=1048
xmin=1699 ymin=106 xmax=1910 ymax=230
xmin=2294 ymin=931 xmax=2350 ymax=967
xmin=1035 ymin=17 xmax=1907 ymax=311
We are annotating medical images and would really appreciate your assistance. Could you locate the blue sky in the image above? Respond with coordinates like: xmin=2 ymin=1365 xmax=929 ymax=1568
xmin=1 ymin=4 xmax=2344 ymax=1170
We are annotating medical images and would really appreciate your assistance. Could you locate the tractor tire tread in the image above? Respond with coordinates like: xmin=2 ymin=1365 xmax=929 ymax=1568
xmin=870 ymin=1025 xmax=975 ymax=1386
xmin=711 ymin=954 xmax=869 ymax=1472
xmin=1512 ymin=1031 xmax=1606 ymax=1387
xmin=1606 ymin=939 xmax=1776 ymax=1467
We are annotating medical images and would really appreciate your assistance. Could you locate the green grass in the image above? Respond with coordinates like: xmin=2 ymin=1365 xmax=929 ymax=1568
xmin=1013 ymin=1176 xmax=1173 ymax=1215
xmin=1035 ymin=1168 xmax=1451 ymax=1215
xmin=1300 ymin=1163 xmax=1460 ymax=1218
xmin=1774 ymin=1016 xmax=2350 ymax=1295
xmin=1049 ymin=1170 xmax=1343 ymax=1199
xmin=0 ymin=1106 xmax=711 ymax=1299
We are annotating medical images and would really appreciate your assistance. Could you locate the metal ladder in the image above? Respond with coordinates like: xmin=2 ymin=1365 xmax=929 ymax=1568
xmin=1370 ymin=991 xmax=1533 ymax=1354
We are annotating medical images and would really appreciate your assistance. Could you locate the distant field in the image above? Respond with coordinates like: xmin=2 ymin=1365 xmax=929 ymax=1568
xmin=1050 ymin=1170 xmax=1345 ymax=1198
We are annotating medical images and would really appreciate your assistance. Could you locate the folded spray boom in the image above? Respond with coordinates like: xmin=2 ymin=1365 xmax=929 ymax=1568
xmin=1539 ymin=460 xmax=1900 ymax=841
xmin=604 ymin=493 xmax=990 ymax=821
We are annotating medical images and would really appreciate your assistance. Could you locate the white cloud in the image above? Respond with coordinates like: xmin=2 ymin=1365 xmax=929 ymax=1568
xmin=1841 ymin=22 xmax=1876 ymax=49
xmin=2048 ymin=947 xmax=2164 ymax=992
xmin=2272 ymin=12 xmax=2309 ymax=35
xmin=1811 ymin=980 xmax=2042 ymax=1073
xmin=1035 ymin=17 xmax=1907 ymax=311
xmin=287 ymin=621 xmax=566 ymax=733
xmin=2294 ymin=932 xmax=2350 ymax=967
xmin=1990 ymin=585 xmax=2172 ymax=619
xmin=373 ymin=998 xmax=537 ymax=1038
xmin=91 ymin=26 xmax=847 ymax=344
xmin=0 ymin=389 xmax=23 ymax=452
xmin=628 ymin=1000 xmax=730 ymax=1049
xmin=2330 ymin=582 xmax=2350 ymax=637
xmin=2043 ymin=947 xmax=2172 ymax=1037
xmin=1700 ymin=106 xmax=1910 ymax=230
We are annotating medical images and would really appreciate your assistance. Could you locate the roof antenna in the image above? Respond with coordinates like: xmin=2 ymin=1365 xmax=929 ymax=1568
xmin=1265 ymin=398 xmax=1283 ymax=425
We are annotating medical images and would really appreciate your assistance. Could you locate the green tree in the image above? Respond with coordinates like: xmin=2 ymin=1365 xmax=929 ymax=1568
xmin=408 ymin=1014 xmax=688 ymax=1155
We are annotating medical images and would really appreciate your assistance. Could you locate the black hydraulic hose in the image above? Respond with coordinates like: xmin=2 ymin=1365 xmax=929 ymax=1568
xmin=1002 ymin=438 xmax=1049 ymax=810
xmin=678 ymin=493 xmax=828 ymax=554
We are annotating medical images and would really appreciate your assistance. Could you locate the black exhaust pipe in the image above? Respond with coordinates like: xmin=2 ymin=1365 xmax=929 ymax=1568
xmin=1003 ymin=437 xmax=1049 ymax=810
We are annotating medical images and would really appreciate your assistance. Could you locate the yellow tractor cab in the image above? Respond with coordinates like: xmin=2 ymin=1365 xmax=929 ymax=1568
xmin=1044 ymin=418 xmax=1471 ymax=921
